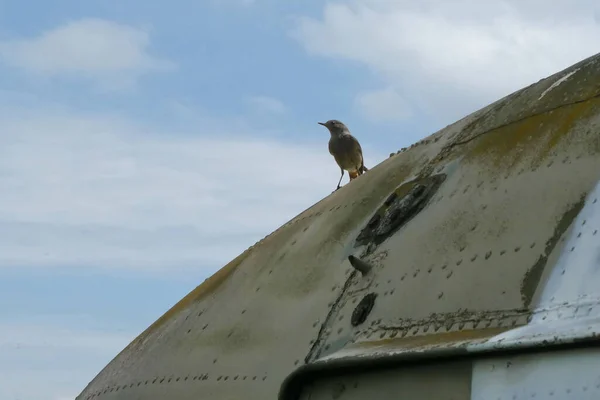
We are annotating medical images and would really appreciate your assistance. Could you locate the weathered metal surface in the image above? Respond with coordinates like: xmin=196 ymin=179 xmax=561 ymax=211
xmin=77 ymin=52 xmax=600 ymax=400
xmin=299 ymin=360 xmax=472 ymax=400
xmin=471 ymin=348 xmax=600 ymax=400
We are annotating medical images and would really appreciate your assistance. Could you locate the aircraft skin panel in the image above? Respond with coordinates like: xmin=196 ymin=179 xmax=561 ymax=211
xmin=77 ymin=53 xmax=600 ymax=400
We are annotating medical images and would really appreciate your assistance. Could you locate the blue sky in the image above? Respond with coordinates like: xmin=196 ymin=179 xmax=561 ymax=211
xmin=0 ymin=1 xmax=599 ymax=398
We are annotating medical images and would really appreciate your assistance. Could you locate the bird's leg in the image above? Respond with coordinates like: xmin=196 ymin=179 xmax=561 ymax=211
xmin=335 ymin=168 xmax=344 ymax=191
xmin=348 ymin=170 xmax=359 ymax=181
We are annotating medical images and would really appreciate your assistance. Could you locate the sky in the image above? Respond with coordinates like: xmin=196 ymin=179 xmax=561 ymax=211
xmin=0 ymin=1 xmax=599 ymax=399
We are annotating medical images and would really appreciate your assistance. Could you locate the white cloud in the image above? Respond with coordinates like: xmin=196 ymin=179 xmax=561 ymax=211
xmin=0 ymin=18 xmax=173 ymax=90
xmin=355 ymin=86 xmax=412 ymax=122
xmin=291 ymin=0 xmax=600 ymax=121
xmin=0 ymin=317 xmax=133 ymax=400
xmin=0 ymin=99 xmax=381 ymax=271
xmin=245 ymin=95 xmax=287 ymax=114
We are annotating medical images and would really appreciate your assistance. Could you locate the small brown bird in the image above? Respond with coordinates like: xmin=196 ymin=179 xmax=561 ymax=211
xmin=318 ymin=119 xmax=368 ymax=191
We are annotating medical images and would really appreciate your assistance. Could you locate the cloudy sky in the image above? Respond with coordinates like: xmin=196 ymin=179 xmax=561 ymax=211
xmin=0 ymin=1 xmax=598 ymax=398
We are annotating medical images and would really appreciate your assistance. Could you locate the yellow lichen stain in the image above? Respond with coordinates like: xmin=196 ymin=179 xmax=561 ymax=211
xmin=462 ymin=98 xmax=600 ymax=172
xmin=112 ymin=248 xmax=253 ymax=358
xmin=186 ymin=326 xmax=258 ymax=353
xmin=352 ymin=326 xmax=510 ymax=351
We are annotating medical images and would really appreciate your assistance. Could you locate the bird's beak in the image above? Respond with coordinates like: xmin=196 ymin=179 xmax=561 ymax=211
xmin=318 ymin=122 xmax=326 ymax=126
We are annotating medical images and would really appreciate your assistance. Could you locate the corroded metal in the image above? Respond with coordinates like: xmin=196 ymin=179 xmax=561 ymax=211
xmin=76 ymin=53 xmax=600 ymax=400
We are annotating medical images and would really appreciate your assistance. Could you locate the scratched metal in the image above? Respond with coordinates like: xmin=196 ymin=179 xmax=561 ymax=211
xmin=77 ymin=53 xmax=600 ymax=400
xmin=471 ymin=348 xmax=600 ymax=400
xmin=467 ymin=180 xmax=600 ymax=351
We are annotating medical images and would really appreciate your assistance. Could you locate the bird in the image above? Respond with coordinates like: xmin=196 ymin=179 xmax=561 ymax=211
xmin=318 ymin=119 xmax=368 ymax=191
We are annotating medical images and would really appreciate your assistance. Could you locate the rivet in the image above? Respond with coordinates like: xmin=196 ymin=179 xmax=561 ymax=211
xmin=441 ymin=264 xmax=447 ymax=270
xmin=446 ymin=271 xmax=453 ymax=278
xmin=570 ymin=247 xmax=575 ymax=252
xmin=577 ymin=232 xmax=582 ymax=238
xmin=485 ymin=251 xmax=492 ymax=259
xmin=514 ymin=246 xmax=521 ymax=252
xmin=413 ymin=269 xmax=420 ymax=277
xmin=187 ymin=329 xmax=191 ymax=334
xmin=456 ymin=259 xmax=462 ymax=266
xmin=500 ymin=250 xmax=506 ymax=255
xmin=594 ymin=230 xmax=598 ymax=235
xmin=438 ymin=292 xmax=444 ymax=299
xmin=582 ymin=220 xmax=587 ymax=225
xmin=530 ymin=242 xmax=536 ymax=248
xmin=213 ymin=358 xmax=217 ymax=364
xmin=471 ymin=254 xmax=478 ymax=262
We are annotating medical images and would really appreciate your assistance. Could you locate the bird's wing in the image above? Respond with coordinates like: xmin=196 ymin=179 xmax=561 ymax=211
xmin=348 ymin=134 xmax=363 ymax=156
xmin=346 ymin=134 xmax=364 ymax=164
